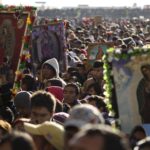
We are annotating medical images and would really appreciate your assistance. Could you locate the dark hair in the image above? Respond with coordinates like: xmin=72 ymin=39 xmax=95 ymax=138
xmin=55 ymin=100 xmax=63 ymax=113
xmin=141 ymin=64 xmax=150 ymax=72
xmin=46 ymin=78 xmax=63 ymax=87
xmin=0 ymin=131 xmax=36 ymax=150
xmin=93 ymin=60 xmax=103 ymax=68
xmin=87 ymin=82 xmax=103 ymax=96
xmin=0 ymin=107 xmax=14 ymax=124
xmin=86 ymin=95 xmax=107 ymax=112
xmin=129 ymin=125 xmax=146 ymax=149
xmin=71 ymin=125 xmax=131 ymax=150
xmin=65 ymin=83 xmax=80 ymax=95
xmin=31 ymin=91 xmax=56 ymax=113
xmin=21 ymin=74 xmax=36 ymax=91
xmin=130 ymin=125 xmax=146 ymax=138
xmin=70 ymin=71 xmax=83 ymax=84
xmin=76 ymin=63 xmax=85 ymax=69
xmin=67 ymin=67 xmax=78 ymax=74
xmin=23 ymin=68 xmax=31 ymax=74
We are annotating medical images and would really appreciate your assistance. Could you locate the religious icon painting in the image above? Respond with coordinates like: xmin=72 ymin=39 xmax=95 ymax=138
xmin=108 ymin=47 xmax=150 ymax=133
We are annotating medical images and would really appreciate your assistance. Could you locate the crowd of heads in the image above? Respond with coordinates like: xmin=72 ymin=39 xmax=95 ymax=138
xmin=0 ymin=10 xmax=150 ymax=150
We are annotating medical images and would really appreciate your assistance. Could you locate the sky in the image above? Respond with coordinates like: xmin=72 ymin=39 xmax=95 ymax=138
xmin=2 ymin=0 xmax=150 ymax=8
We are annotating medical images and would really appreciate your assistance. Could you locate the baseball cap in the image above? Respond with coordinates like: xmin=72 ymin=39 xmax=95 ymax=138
xmin=24 ymin=121 xmax=64 ymax=150
xmin=64 ymin=104 xmax=104 ymax=128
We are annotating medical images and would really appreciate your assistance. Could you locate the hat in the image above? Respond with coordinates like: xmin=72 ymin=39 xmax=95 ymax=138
xmin=64 ymin=104 xmax=104 ymax=128
xmin=24 ymin=121 xmax=64 ymax=150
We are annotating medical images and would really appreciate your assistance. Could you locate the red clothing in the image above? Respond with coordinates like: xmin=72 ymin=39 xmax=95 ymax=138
xmin=46 ymin=86 xmax=64 ymax=102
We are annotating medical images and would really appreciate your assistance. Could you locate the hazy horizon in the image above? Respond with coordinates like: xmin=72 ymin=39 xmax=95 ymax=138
xmin=2 ymin=0 xmax=150 ymax=8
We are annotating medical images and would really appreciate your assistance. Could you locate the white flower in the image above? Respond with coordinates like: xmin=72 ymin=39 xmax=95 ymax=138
xmin=115 ymin=49 xmax=121 ymax=54
xmin=108 ymin=56 xmax=113 ymax=62
xmin=128 ymin=49 xmax=133 ymax=54
xmin=103 ymin=70 xmax=107 ymax=74
xmin=103 ymin=84 xmax=107 ymax=90
xmin=143 ymin=48 xmax=148 ymax=52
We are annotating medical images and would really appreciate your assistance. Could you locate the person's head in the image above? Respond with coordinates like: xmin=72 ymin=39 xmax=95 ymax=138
xmin=87 ymin=82 xmax=103 ymax=96
xmin=64 ymin=104 xmax=104 ymax=149
xmin=69 ymin=124 xmax=131 ymax=150
xmin=130 ymin=125 xmax=146 ymax=149
xmin=63 ymin=83 xmax=80 ymax=104
xmin=14 ymin=91 xmax=31 ymax=118
xmin=83 ymin=78 xmax=96 ymax=94
xmin=0 ymin=131 xmax=36 ymax=150
xmin=0 ymin=107 xmax=14 ymax=124
xmin=42 ymin=58 xmax=59 ymax=80
xmin=30 ymin=91 xmax=56 ymax=124
xmin=24 ymin=121 xmax=64 ymax=150
xmin=0 ymin=120 xmax=11 ymax=142
xmin=141 ymin=64 xmax=150 ymax=80
xmin=86 ymin=95 xmax=108 ymax=113
xmin=134 ymin=137 xmax=150 ymax=150
xmin=92 ymin=60 xmax=103 ymax=80
xmin=21 ymin=74 xmax=36 ymax=91
xmin=76 ymin=63 xmax=86 ymax=75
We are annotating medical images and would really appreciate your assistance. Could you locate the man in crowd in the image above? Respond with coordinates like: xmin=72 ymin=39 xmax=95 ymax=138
xmin=30 ymin=91 xmax=56 ymax=124
xmin=63 ymin=83 xmax=81 ymax=108
xmin=69 ymin=124 xmax=131 ymax=150
xmin=64 ymin=104 xmax=104 ymax=150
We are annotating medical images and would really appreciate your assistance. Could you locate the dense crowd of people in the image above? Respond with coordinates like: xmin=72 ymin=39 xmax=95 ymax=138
xmin=0 ymin=9 xmax=150 ymax=150
xmin=38 ymin=7 xmax=150 ymax=20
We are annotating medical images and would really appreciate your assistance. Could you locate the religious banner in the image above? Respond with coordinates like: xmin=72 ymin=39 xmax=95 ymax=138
xmin=87 ymin=43 xmax=112 ymax=68
xmin=105 ymin=46 xmax=150 ymax=133
xmin=31 ymin=20 xmax=67 ymax=71
xmin=0 ymin=6 xmax=37 ymax=94
xmin=0 ymin=7 xmax=36 ymax=72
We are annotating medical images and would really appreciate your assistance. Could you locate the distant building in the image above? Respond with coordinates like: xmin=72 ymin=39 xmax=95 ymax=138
xmin=35 ymin=1 xmax=46 ymax=10
xmin=78 ymin=5 xmax=89 ymax=8
xmin=144 ymin=5 xmax=150 ymax=9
